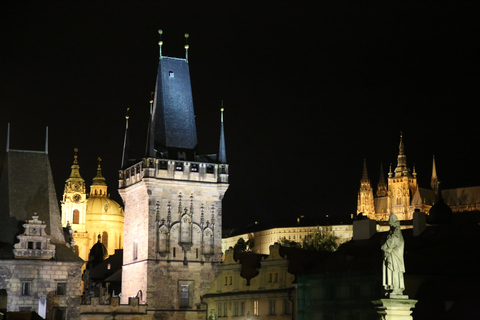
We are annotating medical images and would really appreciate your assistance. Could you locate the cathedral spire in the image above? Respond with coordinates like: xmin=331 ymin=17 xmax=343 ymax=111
xmin=431 ymin=155 xmax=439 ymax=195
xmin=218 ymin=104 xmax=227 ymax=164
xmin=361 ymin=158 xmax=369 ymax=182
xmin=394 ymin=132 xmax=408 ymax=177
xmin=376 ymin=162 xmax=388 ymax=197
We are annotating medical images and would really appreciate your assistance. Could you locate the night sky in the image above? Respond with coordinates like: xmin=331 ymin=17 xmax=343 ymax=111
xmin=1 ymin=2 xmax=479 ymax=229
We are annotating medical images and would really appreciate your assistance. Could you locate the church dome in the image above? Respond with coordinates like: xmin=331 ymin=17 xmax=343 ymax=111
xmin=86 ymin=197 xmax=124 ymax=216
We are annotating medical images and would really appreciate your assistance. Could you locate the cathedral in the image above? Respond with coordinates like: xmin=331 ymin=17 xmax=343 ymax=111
xmin=357 ymin=134 xmax=480 ymax=221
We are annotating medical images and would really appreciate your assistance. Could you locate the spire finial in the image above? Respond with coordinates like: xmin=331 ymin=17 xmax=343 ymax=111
xmin=220 ymin=100 xmax=224 ymax=122
xmin=121 ymin=108 xmax=130 ymax=169
xmin=73 ymin=147 xmax=79 ymax=164
xmin=184 ymin=33 xmax=189 ymax=62
xmin=158 ymin=29 xmax=163 ymax=58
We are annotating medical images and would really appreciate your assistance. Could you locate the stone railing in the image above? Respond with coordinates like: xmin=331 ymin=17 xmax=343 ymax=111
xmin=80 ymin=297 xmax=147 ymax=316
xmin=119 ymin=158 xmax=228 ymax=189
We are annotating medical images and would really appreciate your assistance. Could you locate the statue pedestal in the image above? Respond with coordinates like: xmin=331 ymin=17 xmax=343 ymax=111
xmin=373 ymin=297 xmax=417 ymax=320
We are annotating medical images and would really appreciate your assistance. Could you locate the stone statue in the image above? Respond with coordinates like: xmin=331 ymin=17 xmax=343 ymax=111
xmin=381 ymin=214 xmax=405 ymax=296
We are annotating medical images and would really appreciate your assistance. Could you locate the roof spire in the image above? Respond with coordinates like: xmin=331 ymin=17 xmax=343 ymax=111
xmin=218 ymin=102 xmax=227 ymax=164
xmin=145 ymin=96 xmax=155 ymax=157
xmin=394 ymin=131 xmax=408 ymax=177
xmin=184 ymin=33 xmax=189 ymax=62
xmin=376 ymin=162 xmax=388 ymax=197
xmin=45 ymin=126 xmax=49 ymax=154
xmin=431 ymin=155 xmax=439 ymax=195
xmin=121 ymin=108 xmax=130 ymax=169
xmin=361 ymin=158 xmax=369 ymax=182
xmin=158 ymin=29 xmax=163 ymax=59
xmin=6 ymin=123 xmax=10 ymax=152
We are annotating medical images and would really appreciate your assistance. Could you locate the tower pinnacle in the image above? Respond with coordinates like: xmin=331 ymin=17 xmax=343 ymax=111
xmin=431 ymin=155 xmax=439 ymax=195
xmin=218 ymin=104 xmax=227 ymax=164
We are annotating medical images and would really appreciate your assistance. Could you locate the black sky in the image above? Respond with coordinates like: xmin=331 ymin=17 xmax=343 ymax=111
xmin=1 ymin=2 xmax=479 ymax=229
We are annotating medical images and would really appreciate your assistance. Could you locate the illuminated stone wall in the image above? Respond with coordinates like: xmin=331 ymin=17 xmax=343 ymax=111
xmin=0 ymin=259 xmax=83 ymax=319
xmin=119 ymin=158 xmax=228 ymax=318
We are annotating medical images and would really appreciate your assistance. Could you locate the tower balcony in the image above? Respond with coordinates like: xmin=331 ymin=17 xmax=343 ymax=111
xmin=118 ymin=158 xmax=229 ymax=189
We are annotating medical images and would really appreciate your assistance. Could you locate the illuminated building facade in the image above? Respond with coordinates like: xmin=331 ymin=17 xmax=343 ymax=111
xmin=117 ymin=32 xmax=228 ymax=319
xmin=0 ymin=129 xmax=83 ymax=319
xmin=61 ymin=150 xmax=124 ymax=264
xmin=358 ymin=134 xmax=480 ymax=221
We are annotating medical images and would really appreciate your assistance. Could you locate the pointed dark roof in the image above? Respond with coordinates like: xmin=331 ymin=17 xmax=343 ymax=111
xmin=0 ymin=149 xmax=65 ymax=244
xmin=152 ymin=56 xmax=197 ymax=159
xmin=218 ymin=108 xmax=227 ymax=164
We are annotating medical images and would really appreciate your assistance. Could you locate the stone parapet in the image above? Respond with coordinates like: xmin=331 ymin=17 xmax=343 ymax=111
xmin=119 ymin=158 xmax=228 ymax=188
xmin=80 ymin=297 xmax=148 ymax=320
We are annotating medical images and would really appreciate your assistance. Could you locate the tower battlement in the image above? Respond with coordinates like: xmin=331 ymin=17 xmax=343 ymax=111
xmin=119 ymin=157 xmax=229 ymax=188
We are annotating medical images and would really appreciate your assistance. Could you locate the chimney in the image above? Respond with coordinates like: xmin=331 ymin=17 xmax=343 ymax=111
xmin=413 ymin=209 xmax=426 ymax=236
xmin=353 ymin=218 xmax=377 ymax=240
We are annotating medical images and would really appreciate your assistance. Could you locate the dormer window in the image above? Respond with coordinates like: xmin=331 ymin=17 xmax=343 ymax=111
xmin=169 ymin=71 xmax=174 ymax=78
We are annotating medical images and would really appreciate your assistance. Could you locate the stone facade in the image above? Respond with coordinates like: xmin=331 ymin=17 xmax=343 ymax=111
xmin=223 ymin=224 xmax=353 ymax=255
xmin=203 ymin=244 xmax=296 ymax=319
xmin=118 ymin=158 xmax=228 ymax=319
xmin=0 ymin=257 xmax=82 ymax=319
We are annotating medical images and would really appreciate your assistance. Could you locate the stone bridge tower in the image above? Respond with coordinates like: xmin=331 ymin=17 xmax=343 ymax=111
xmin=118 ymin=31 xmax=229 ymax=320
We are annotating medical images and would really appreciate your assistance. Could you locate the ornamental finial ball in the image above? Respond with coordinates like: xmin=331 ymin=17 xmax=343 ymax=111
xmin=184 ymin=33 xmax=189 ymax=38
xmin=221 ymin=108 xmax=224 ymax=112
xmin=74 ymin=147 xmax=78 ymax=153
xmin=158 ymin=29 xmax=163 ymax=35
xmin=185 ymin=44 xmax=189 ymax=50
xmin=158 ymin=41 xmax=163 ymax=46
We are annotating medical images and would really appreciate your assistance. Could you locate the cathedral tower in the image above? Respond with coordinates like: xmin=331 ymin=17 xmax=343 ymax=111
xmin=118 ymin=31 xmax=229 ymax=318
xmin=357 ymin=159 xmax=375 ymax=219
xmin=387 ymin=134 xmax=417 ymax=220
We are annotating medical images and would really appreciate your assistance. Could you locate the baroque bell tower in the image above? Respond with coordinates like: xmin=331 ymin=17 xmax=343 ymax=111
xmin=118 ymin=31 xmax=229 ymax=319
xmin=61 ymin=148 xmax=88 ymax=259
